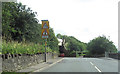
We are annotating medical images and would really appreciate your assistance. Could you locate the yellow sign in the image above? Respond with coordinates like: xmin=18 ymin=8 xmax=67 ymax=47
xmin=42 ymin=20 xmax=49 ymax=29
xmin=41 ymin=20 xmax=49 ymax=39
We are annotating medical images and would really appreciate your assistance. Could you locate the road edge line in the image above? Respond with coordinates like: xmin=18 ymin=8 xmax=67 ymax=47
xmin=33 ymin=58 xmax=64 ymax=72
xmin=49 ymin=58 xmax=64 ymax=67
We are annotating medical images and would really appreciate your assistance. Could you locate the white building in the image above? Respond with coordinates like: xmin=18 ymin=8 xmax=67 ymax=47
xmin=57 ymin=38 xmax=62 ymax=46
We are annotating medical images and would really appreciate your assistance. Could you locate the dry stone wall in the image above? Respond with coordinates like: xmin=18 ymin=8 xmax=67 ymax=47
xmin=2 ymin=53 xmax=58 ymax=72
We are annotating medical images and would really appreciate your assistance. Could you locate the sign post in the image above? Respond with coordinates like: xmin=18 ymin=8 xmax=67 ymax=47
xmin=41 ymin=20 xmax=49 ymax=62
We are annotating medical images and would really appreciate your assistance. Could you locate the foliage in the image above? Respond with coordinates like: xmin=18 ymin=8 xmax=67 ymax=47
xmin=2 ymin=2 xmax=39 ymax=42
xmin=76 ymin=53 xmax=80 ymax=57
xmin=2 ymin=40 xmax=49 ymax=54
xmin=2 ymin=2 xmax=59 ymax=54
xmin=87 ymin=36 xmax=117 ymax=55
xmin=47 ymin=28 xmax=59 ymax=52
xmin=80 ymin=53 xmax=86 ymax=56
xmin=56 ymin=34 xmax=63 ymax=39
xmin=57 ymin=34 xmax=87 ymax=52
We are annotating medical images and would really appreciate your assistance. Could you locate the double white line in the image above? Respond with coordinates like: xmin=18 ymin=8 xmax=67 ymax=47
xmin=90 ymin=62 xmax=102 ymax=72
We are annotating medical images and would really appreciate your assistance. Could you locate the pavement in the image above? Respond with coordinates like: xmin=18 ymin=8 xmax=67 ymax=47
xmin=17 ymin=57 xmax=64 ymax=73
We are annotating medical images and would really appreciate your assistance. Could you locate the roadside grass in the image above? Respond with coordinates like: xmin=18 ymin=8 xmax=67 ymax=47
xmin=2 ymin=40 xmax=53 ymax=55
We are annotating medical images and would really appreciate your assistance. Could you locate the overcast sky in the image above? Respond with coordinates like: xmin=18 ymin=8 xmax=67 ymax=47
xmin=17 ymin=0 xmax=119 ymax=49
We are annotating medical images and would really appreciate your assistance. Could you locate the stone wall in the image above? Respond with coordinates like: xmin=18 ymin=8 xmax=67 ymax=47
xmin=108 ymin=53 xmax=119 ymax=60
xmin=83 ymin=55 xmax=105 ymax=58
xmin=2 ymin=53 xmax=58 ymax=72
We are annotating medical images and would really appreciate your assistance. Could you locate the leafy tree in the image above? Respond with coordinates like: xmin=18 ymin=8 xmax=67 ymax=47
xmin=47 ymin=28 xmax=59 ymax=52
xmin=2 ymin=2 xmax=39 ymax=42
xmin=2 ymin=2 xmax=59 ymax=54
xmin=56 ymin=33 xmax=63 ymax=39
xmin=87 ymin=36 xmax=117 ymax=55
xmin=56 ymin=34 xmax=87 ymax=52
xmin=2 ymin=2 xmax=16 ymax=40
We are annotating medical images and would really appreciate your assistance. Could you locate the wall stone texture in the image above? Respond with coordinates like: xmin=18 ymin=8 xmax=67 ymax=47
xmin=109 ymin=53 xmax=119 ymax=60
xmin=2 ymin=53 xmax=58 ymax=72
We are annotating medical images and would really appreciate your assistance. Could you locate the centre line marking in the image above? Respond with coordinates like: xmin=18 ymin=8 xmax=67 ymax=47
xmin=90 ymin=62 xmax=94 ymax=65
xmin=95 ymin=66 xmax=102 ymax=72
xmin=90 ymin=62 xmax=102 ymax=72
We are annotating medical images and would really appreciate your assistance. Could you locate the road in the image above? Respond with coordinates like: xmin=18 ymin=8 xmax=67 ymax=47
xmin=40 ymin=57 xmax=118 ymax=72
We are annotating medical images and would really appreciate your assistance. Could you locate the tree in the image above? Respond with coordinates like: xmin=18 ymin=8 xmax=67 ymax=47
xmin=87 ymin=36 xmax=117 ymax=55
xmin=2 ymin=2 xmax=39 ymax=42
xmin=2 ymin=2 xmax=59 ymax=53
xmin=47 ymin=28 xmax=59 ymax=52
xmin=56 ymin=33 xmax=63 ymax=39
xmin=56 ymin=34 xmax=87 ymax=52
xmin=2 ymin=2 xmax=17 ymax=40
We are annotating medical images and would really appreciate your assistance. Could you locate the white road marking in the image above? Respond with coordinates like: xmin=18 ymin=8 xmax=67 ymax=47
xmin=34 ymin=58 xmax=64 ymax=72
xmin=90 ymin=62 xmax=94 ymax=65
xmin=34 ymin=64 xmax=47 ymax=72
xmin=95 ymin=66 xmax=102 ymax=72
xmin=49 ymin=58 xmax=64 ymax=67
xmin=90 ymin=62 xmax=102 ymax=72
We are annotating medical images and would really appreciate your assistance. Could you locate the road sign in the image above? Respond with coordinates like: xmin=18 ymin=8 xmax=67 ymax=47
xmin=41 ymin=20 xmax=49 ymax=62
xmin=41 ymin=29 xmax=49 ymax=38
xmin=42 ymin=20 xmax=49 ymax=29
xmin=41 ymin=20 xmax=49 ymax=39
